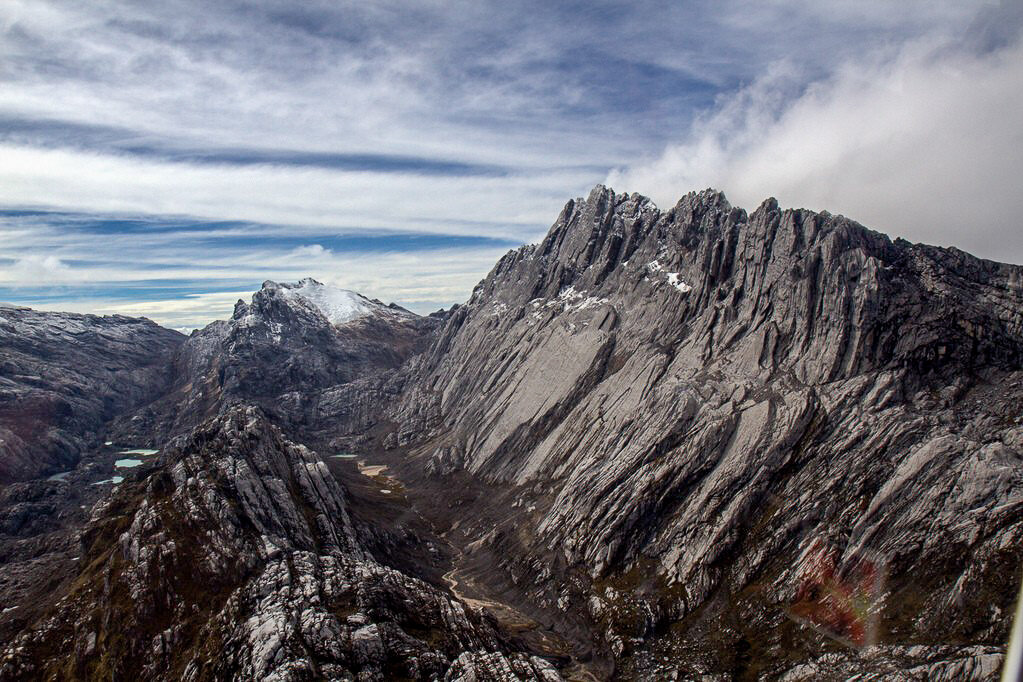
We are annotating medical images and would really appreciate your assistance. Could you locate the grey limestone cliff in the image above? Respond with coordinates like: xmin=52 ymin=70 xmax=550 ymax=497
xmin=388 ymin=185 xmax=1023 ymax=679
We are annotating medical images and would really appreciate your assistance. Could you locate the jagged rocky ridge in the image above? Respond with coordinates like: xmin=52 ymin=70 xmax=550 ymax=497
xmin=0 ymin=307 xmax=184 ymax=482
xmin=0 ymin=406 xmax=561 ymax=681
xmin=387 ymin=186 xmax=1023 ymax=678
xmin=0 ymin=186 xmax=1021 ymax=680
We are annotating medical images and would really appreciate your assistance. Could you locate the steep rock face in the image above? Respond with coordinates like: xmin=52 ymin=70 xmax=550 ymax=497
xmin=0 ymin=406 xmax=561 ymax=681
xmin=392 ymin=186 xmax=1023 ymax=677
xmin=113 ymin=279 xmax=441 ymax=446
xmin=0 ymin=307 xmax=184 ymax=482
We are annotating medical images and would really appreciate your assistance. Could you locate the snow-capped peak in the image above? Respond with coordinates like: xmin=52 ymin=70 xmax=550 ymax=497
xmin=277 ymin=278 xmax=393 ymax=325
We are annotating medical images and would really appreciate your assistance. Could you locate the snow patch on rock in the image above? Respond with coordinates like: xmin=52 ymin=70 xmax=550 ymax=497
xmin=646 ymin=261 xmax=692 ymax=293
xmin=666 ymin=272 xmax=692 ymax=293
xmin=554 ymin=286 xmax=609 ymax=311
xmin=279 ymin=278 xmax=382 ymax=325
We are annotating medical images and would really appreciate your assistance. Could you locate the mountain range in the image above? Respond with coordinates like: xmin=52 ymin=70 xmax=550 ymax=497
xmin=0 ymin=185 xmax=1019 ymax=681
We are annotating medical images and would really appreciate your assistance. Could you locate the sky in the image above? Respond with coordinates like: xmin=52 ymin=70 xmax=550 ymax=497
xmin=1 ymin=0 xmax=1020 ymax=331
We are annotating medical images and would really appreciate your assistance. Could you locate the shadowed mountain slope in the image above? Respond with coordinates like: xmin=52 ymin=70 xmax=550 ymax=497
xmin=110 ymin=278 xmax=442 ymax=448
xmin=0 ymin=308 xmax=184 ymax=482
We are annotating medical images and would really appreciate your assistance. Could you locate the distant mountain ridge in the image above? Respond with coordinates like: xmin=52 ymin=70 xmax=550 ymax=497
xmin=106 ymin=277 xmax=441 ymax=448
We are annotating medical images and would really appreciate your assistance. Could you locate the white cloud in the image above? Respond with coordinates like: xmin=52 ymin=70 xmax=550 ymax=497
xmin=9 ymin=254 xmax=71 ymax=281
xmin=608 ymin=27 xmax=1023 ymax=263
xmin=290 ymin=244 xmax=329 ymax=258
xmin=80 ymin=290 xmax=252 ymax=333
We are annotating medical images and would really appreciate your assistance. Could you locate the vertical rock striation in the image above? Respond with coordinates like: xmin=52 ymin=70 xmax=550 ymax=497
xmin=392 ymin=185 xmax=1023 ymax=678
xmin=3 ymin=185 xmax=1022 ymax=679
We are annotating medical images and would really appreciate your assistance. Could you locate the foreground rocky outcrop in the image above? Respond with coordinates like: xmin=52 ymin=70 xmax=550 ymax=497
xmin=0 ymin=406 xmax=561 ymax=681
xmin=388 ymin=185 xmax=1023 ymax=678
xmin=0 ymin=306 xmax=184 ymax=482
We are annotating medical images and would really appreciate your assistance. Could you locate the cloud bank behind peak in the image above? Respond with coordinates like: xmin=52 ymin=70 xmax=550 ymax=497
xmin=608 ymin=6 xmax=1023 ymax=261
